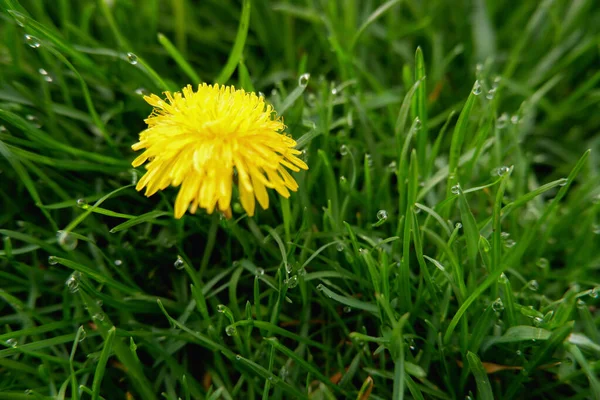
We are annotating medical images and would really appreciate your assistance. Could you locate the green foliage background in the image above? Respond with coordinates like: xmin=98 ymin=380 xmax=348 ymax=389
xmin=1 ymin=0 xmax=599 ymax=399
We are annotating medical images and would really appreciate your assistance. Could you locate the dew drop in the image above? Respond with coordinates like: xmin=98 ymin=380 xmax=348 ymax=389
xmin=498 ymin=273 xmax=509 ymax=284
xmin=284 ymin=262 xmax=293 ymax=274
xmin=500 ymin=232 xmax=510 ymax=240
xmin=226 ymin=326 xmax=237 ymax=337
xmin=286 ymin=275 xmax=299 ymax=289
xmin=387 ymin=161 xmax=397 ymax=172
xmin=510 ymin=115 xmax=519 ymax=124
xmin=486 ymin=88 xmax=496 ymax=100
xmin=497 ymin=113 xmax=509 ymax=129
xmin=316 ymin=284 xmax=325 ymax=291
xmin=492 ymin=298 xmax=504 ymax=312
xmin=57 ymin=230 xmax=78 ymax=251
xmin=592 ymin=224 xmax=600 ymax=235
xmin=365 ymin=153 xmax=373 ymax=167
xmin=590 ymin=287 xmax=599 ymax=299
xmin=331 ymin=87 xmax=338 ymax=95
xmin=76 ymin=198 xmax=88 ymax=208
xmin=472 ymin=80 xmax=482 ymax=95
xmin=38 ymin=68 xmax=53 ymax=82
xmin=255 ymin=268 xmax=265 ymax=276
xmin=558 ymin=178 xmax=568 ymax=187
xmin=504 ymin=239 xmax=516 ymax=248
xmin=0 ymin=125 xmax=6 ymax=132
xmin=533 ymin=316 xmax=543 ymax=326
xmin=65 ymin=273 xmax=80 ymax=293
xmin=26 ymin=114 xmax=42 ymax=128
xmin=527 ymin=280 xmax=539 ymax=291
xmin=8 ymin=10 xmax=26 ymax=27
xmin=414 ymin=117 xmax=422 ymax=130
xmin=298 ymin=73 xmax=310 ymax=88
xmin=536 ymin=258 xmax=549 ymax=269
xmin=92 ymin=313 xmax=105 ymax=322
xmin=336 ymin=242 xmax=344 ymax=252
xmin=174 ymin=256 xmax=185 ymax=270
xmin=6 ymin=338 xmax=17 ymax=348
xmin=114 ymin=259 xmax=122 ymax=266
xmin=455 ymin=222 xmax=462 ymax=229
xmin=516 ymin=350 xmax=522 ymax=356
xmin=297 ymin=268 xmax=306 ymax=277
xmin=96 ymin=299 xmax=103 ymax=307
xmin=377 ymin=210 xmax=388 ymax=222
xmin=492 ymin=166 xmax=510 ymax=176
xmin=135 ymin=87 xmax=148 ymax=96
xmin=48 ymin=255 xmax=58 ymax=265
xmin=339 ymin=145 xmax=349 ymax=156
xmin=217 ymin=304 xmax=227 ymax=313
xmin=339 ymin=175 xmax=347 ymax=185
xmin=24 ymin=34 xmax=40 ymax=48
xmin=451 ymin=184 xmax=461 ymax=195
xmin=576 ymin=299 xmax=586 ymax=309
xmin=126 ymin=52 xmax=138 ymax=64
xmin=79 ymin=327 xmax=87 ymax=342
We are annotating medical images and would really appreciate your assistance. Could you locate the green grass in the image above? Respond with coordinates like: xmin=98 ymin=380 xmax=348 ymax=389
xmin=1 ymin=0 xmax=599 ymax=399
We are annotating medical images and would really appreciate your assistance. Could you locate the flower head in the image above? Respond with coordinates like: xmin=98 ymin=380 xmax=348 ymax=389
xmin=132 ymin=84 xmax=308 ymax=218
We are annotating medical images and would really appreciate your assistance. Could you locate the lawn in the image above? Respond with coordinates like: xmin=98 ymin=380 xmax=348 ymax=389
xmin=1 ymin=0 xmax=599 ymax=399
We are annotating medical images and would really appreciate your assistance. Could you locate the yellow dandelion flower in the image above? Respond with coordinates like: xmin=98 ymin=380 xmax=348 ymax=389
xmin=132 ymin=83 xmax=308 ymax=219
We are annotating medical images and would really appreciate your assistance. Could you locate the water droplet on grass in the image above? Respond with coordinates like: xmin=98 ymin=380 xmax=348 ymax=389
xmin=126 ymin=52 xmax=138 ymax=64
xmin=48 ymin=256 xmax=58 ymax=265
xmin=492 ymin=166 xmax=510 ymax=176
xmin=114 ymin=259 xmax=122 ymax=266
xmin=510 ymin=115 xmax=519 ymax=124
xmin=504 ymin=239 xmax=516 ymax=248
xmin=298 ymin=73 xmax=310 ymax=88
xmin=57 ymin=230 xmax=78 ymax=251
xmin=79 ymin=327 xmax=87 ymax=342
xmin=451 ymin=184 xmax=461 ymax=195
xmin=472 ymin=80 xmax=482 ymax=95
xmin=217 ymin=304 xmax=226 ymax=313
xmin=284 ymin=262 xmax=292 ymax=274
xmin=285 ymin=275 xmax=299 ymax=289
xmin=486 ymin=88 xmax=496 ymax=100
xmin=414 ymin=117 xmax=422 ymax=129
xmin=135 ymin=87 xmax=148 ymax=96
xmin=500 ymin=232 xmax=510 ymax=239
xmin=593 ymin=224 xmax=600 ymax=234
xmin=93 ymin=313 xmax=105 ymax=322
xmin=577 ymin=299 xmax=586 ymax=309
xmin=455 ymin=222 xmax=462 ymax=229
xmin=173 ymin=256 xmax=185 ymax=270
xmin=24 ymin=34 xmax=40 ymax=48
xmin=343 ymin=306 xmax=351 ymax=313
xmin=316 ymin=284 xmax=325 ymax=291
xmin=533 ymin=317 xmax=543 ymax=326
xmin=336 ymin=242 xmax=344 ymax=252
xmin=497 ymin=113 xmax=509 ymax=129
xmin=339 ymin=145 xmax=349 ymax=156
xmin=590 ymin=287 xmax=599 ymax=299
xmin=38 ymin=68 xmax=53 ymax=82
xmin=26 ymin=114 xmax=42 ymax=128
xmin=498 ymin=273 xmax=508 ymax=284
xmin=516 ymin=350 xmax=522 ymax=356
xmin=527 ymin=280 xmax=539 ymax=291
xmin=387 ymin=161 xmax=397 ymax=172
xmin=76 ymin=198 xmax=87 ymax=208
xmin=226 ymin=326 xmax=237 ymax=336
xmin=492 ymin=298 xmax=504 ymax=312
xmin=65 ymin=273 xmax=80 ymax=293
xmin=536 ymin=258 xmax=549 ymax=269
xmin=377 ymin=210 xmax=388 ymax=222
xmin=365 ymin=153 xmax=373 ymax=167
xmin=6 ymin=338 xmax=17 ymax=348
xmin=255 ymin=268 xmax=265 ymax=276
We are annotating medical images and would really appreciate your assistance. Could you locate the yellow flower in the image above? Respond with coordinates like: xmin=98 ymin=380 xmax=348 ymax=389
xmin=132 ymin=83 xmax=308 ymax=219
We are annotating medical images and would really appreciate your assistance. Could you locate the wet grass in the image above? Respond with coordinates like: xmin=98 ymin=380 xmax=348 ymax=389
xmin=1 ymin=0 xmax=599 ymax=399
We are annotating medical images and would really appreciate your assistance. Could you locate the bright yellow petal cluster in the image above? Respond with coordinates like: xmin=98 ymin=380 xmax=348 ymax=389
xmin=132 ymin=83 xmax=308 ymax=218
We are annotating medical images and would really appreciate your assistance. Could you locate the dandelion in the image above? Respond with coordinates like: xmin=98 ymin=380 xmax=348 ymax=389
xmin=132 ymin=84 xmax=308 ymax=218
